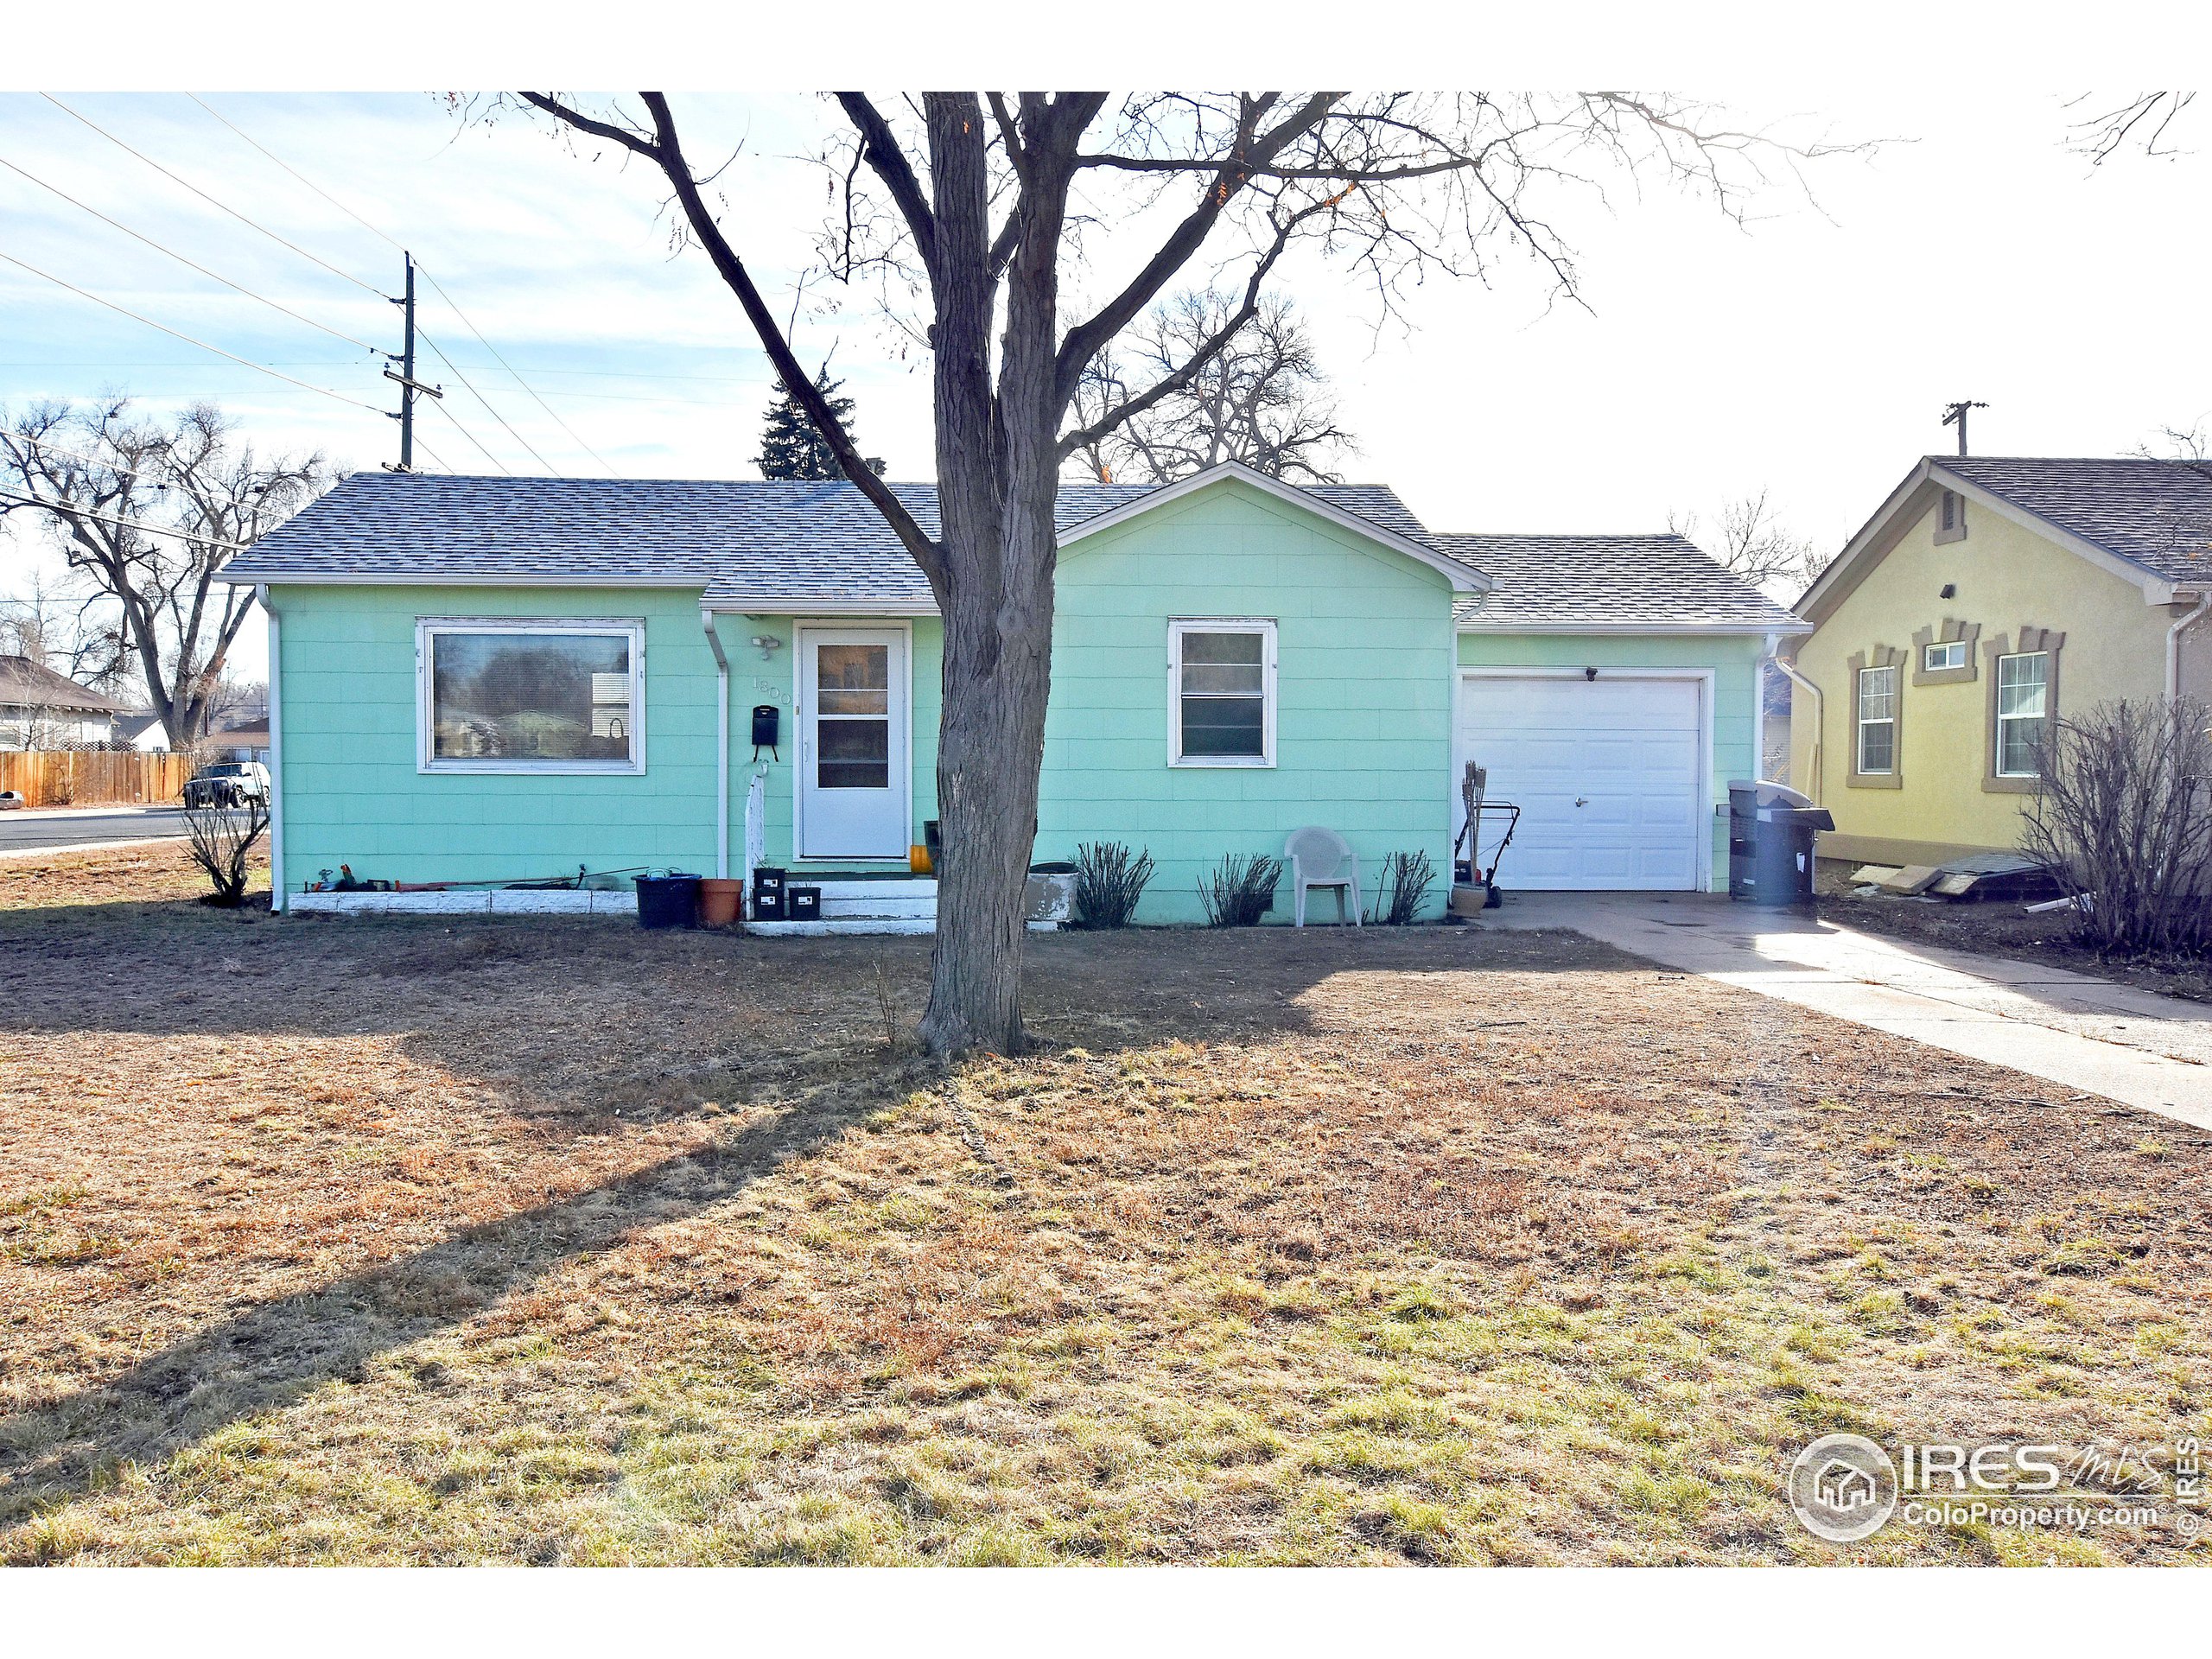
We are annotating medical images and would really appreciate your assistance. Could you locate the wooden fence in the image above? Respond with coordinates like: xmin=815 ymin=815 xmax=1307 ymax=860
xmin=0 ymin=751 xmax=194 ymax=808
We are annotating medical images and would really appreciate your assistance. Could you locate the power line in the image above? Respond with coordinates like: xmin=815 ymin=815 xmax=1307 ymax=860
xmin=0 ymin=152 xmax=385 ymax=355
xmin=6 ymin=437 xmax=164 ymax=482
xmin=410 ymin=433 xmax=457 ymax=474
xmin=177 ymin=98 xmax=617 ymax=479
xmin=187 ymin=93 xmax=407 ymax=253
xmin=41 ymin=93 xmax=391 ymax=302
xmin=0 ymin=248 xmax=385 ymax=413
xmin=416 ymin=326 xmax=555 ymax=472
xmin=0 ymin=486 xmax=250 ymax=550
xmin=415 ymin=265 xmax=617 ymax=474
xmin=424 ymin=391 xmax=513 ymax=475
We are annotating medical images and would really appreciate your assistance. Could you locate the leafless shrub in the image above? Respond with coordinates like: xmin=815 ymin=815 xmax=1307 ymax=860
xmin=181 ymin=800 xmax=268 ymax=907
xmin=2021 ymin=697 xmax=2212 ymax=956
xmin=871 ymin=958 xmax=902 ymax=1047
xmin=1199 ymin=854 xmax=1281 ymax=928
xmin=1369 ymin=849 xmax=1438 ymax=926
xmin=1072 ymin=840 xmax=1156 ymax=929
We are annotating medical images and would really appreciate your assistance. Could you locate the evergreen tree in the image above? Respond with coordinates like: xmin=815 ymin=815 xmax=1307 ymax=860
xmin=755 ymin=365 xmax=886 ymax=480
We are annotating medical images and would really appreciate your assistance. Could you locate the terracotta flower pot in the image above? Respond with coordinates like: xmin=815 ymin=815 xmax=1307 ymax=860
xmin=698 ymin=877 xmax=742 ymax=927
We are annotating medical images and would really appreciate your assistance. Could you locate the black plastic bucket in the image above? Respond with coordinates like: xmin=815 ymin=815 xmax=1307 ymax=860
xmin=636 ymin=873 xmax=702 ymax=929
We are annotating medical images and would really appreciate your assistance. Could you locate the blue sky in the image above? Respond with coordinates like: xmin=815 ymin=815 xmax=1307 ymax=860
xmin=5 ymin=86 xmax=2210 ymax=679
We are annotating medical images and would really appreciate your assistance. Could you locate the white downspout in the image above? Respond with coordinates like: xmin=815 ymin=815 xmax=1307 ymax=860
xmin=259 ymin=584 xmax=285 ymax=912
xmin=701 ymin=608 xmax=729 ymax=880
xmin=1772 ymin=649 xmax=1825 ymax=807
xmin=2166 ymin=592 xmax=2209 ymax=703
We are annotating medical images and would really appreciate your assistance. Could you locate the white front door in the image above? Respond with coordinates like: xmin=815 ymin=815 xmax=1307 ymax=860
xmin=798 ymin=627 xmax=910 ymax=860
xmin=1456 ymin=673 xmax=1707 ymax=891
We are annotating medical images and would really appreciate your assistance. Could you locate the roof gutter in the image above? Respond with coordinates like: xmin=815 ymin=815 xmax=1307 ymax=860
xmin=1771 ymin=652 xmax=1825 ymax=807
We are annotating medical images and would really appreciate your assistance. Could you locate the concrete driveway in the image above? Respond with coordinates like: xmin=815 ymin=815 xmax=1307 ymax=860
xmin=1485 ymin=890 xmax=2212 ymax=1132
xmin=0 ymin=804 xmax=188 ymax=856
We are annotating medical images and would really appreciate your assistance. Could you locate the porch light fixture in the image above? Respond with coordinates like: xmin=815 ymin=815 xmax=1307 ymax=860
xmin=750 ymin=634 xmax=785 ymax=661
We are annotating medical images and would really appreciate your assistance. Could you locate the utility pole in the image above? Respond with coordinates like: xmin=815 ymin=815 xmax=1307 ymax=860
xmin=381 ymin=251 xmax=442 ymax=473
xmin=1941 ymin=400 xmax=1987 ymax=457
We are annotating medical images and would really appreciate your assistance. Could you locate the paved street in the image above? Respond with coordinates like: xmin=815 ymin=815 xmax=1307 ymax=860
xmin=0 ymin=805 xmax=189 ymax=855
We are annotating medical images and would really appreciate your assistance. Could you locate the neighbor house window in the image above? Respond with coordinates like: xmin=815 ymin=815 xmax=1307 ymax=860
xmin=417 ymin=619 xmax=645 ymax=773
xmin=1856 ymin=664 xmax=1898 ymax=775
xmin=1923 ymin=639 xmax=1967 ymax=674
xmin=1169 ymin=619 xmax=1276 ymax=766
xmin=1994 ymin=652 xmax=2050 ymax=777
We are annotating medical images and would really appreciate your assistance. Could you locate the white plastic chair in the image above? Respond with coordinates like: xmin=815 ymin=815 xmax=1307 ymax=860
xmin=1284 ymin=826 xmax=1362 ymax=927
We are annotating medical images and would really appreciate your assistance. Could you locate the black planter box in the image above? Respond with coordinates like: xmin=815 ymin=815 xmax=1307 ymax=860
xmin=751 ymin=867 xmax=787 ymax=920
xmin=788 ymin=885 xmax=822 ymax=922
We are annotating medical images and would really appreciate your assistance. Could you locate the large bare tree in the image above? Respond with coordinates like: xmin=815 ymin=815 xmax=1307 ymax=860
xmin=1069 ymin=290 xmax=1354 ymax=484
xmin=0 ymin=400 xmax=325 ymax=749
xmin=1668 ymin=488 xmax=1826 ymax=597
xmin=509 ymin=91 xmax=1847 ymax=1055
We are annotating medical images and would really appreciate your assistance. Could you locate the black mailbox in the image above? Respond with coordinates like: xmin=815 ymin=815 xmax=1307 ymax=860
xmin=751 ymin=704 xmax=780 ymax=760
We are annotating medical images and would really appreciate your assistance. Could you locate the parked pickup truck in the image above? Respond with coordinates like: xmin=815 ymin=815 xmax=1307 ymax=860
xmin=182 ymin=760 xmax=270 ymax=809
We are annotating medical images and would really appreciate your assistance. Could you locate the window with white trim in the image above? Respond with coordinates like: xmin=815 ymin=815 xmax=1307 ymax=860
xmin=1994 ymin=651 xmax=2050 ymax=777
xmin=1856 ymin=664 xmax=1898 ymax=775
xmin=417 ymin=619 xmax=645 ymax=773
xmin=1923 ymin=639 xmax=1967 ymax=674
xmin=1169 ymin=620 xmax=1276 ymax=766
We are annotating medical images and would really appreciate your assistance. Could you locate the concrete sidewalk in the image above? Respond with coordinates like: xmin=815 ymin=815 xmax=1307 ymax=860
xmin=1485 ymin=891 xmax=2212 ymax=1132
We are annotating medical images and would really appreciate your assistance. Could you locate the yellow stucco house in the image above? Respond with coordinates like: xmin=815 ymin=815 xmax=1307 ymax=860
xmin=1786 ymin=455 xmax=2212 ymax=866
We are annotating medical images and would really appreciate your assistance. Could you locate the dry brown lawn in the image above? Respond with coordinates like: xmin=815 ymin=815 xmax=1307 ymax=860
xmin=2 ymin=842 xmax=2209 ymax=1565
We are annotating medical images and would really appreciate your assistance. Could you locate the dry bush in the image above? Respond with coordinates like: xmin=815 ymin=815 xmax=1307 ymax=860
xmin=1198 ymin=854 xmax=1281 ymax=927
xmin=181 ymin=801 xmax=270 ymax=906
xmin=1071 ymin=840 xmax=1155 ymax=929
xmin=1368 ymin=849 xmax=1437 ymax=926
xmin=2021 ymin=696 xmax=2212 ymax=956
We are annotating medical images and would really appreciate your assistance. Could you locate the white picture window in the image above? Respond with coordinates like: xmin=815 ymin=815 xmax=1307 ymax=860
xmin=1923 ymin=639 xmax=1967 ymax=673
xmin=1169 ymin=619 xmax=1276 ymax=767
xmin=1856 ymin=664 xmax=1898 ymax=775
xmin=417 ymin=619 xmax=645 ymax=773
xmin=1995 ymin=652 xmax=2050 ymax=777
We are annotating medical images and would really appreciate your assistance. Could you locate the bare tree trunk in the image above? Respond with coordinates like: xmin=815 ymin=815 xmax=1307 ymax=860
xmin=916 ymin=93 xmax=1076 ymax=1055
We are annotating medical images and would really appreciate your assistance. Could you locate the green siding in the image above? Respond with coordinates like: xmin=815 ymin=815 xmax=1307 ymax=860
xmin=270 ymin=585 xmax=722 ymax=894
xmin=1455 ymin=631 xmax=1770 ymax=887
xmin=1038 ymin=480 xmax=1456 ymax=923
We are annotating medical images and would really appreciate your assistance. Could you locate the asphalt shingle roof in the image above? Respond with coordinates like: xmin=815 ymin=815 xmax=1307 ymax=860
xmin=1936 ymin=456 xmax=2212 ymax=582
xmin=1440 ymin=534 xmax=1803 ymax=632
xmin=225 ymin=471 xmax=1796 ymax=632
xmin=0 ymin=655 xmax=128 ymax=715
xmin=225 ymin=473 xmax=1435 ymax=607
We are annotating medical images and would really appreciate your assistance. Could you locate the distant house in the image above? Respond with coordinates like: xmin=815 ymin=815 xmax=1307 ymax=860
xmin=203 ymin=721 xmax=272 ymax=764
xmin=0 ymin=655 xmax=127 ymax=749
xmin=1787 ymin=455 xmax=2212 ymax=865
xmin=115 ymin=712 xmax=170 ymax=752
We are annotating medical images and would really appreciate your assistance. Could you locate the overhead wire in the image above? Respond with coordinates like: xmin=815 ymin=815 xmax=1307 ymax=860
xmin=0 ymin=486 xmax=250 ymax=550
xmin=181 ymin=95 xmax=620 ymax=476
xmin=41 ymin=94 xmax=392 ymax=301
xmin=413 ymin=266 xmax=617 ymax=474
xmin=0 ymin=248 xmax=385 ymax=413
xmin=423 ymin=391 xmax=513 ymax=475
xmin=416 ymin=327 xmax=554 ymax=472
xmin=0 ymin=152 xmax=385 ymax=356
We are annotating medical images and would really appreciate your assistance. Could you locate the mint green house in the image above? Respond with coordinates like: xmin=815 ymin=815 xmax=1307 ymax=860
xmin=224 ymin=462 xmax=1800 ymax=925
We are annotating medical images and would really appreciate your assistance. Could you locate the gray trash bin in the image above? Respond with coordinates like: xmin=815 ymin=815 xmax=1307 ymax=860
xmin=1727 ymin=779 xmax=1834 ymax=909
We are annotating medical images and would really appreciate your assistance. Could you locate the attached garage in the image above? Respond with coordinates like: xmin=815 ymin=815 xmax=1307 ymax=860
xmin=1435 ymin=531 xmax=1807 ymax=894
xmin=1457 ymin=671 xmax=1708 ymax=891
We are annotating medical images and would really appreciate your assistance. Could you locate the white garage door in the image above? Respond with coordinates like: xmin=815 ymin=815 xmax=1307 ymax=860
xmin=1456 ymin=674 xmax=1706 ymax=891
